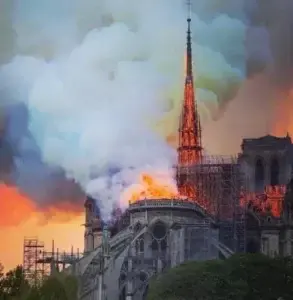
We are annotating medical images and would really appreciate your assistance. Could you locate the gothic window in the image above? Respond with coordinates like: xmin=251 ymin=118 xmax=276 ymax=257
xmin=151 ymin=240 xmax=159 ymax=251
xmin=135 ymin=240 xmax=139 ymax=253
xmin=150 ymin=221 xmax=168 ymax=253
xmin=255 ymin=158 xmax=265 ymax=191
xmin=139 ymin=239 xmax=144 ymax=252
xmin=270 ymin=157 xmax=279 ymax=186
xmin=152 ymin=221 xmax=167 ymax=239
xmin=135 ymin=238 xmax=144 ymax=254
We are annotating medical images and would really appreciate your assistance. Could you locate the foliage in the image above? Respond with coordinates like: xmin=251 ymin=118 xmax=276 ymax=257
xmin=0 ymin=263 xmax=78 ymax=300
xmin=0 ymin=265 xmax=29 ymax=300
xmin=226 ymin=254 xmax=293 ymax=300
xmin=147 ymin=254 xmax=293 ymax=300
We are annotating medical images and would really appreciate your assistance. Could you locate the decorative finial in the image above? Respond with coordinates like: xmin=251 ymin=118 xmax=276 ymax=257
xmin=186 ymin=0 xmax=193 ymax=78
xmin=187 ymin=0 xmax=192 ymax=20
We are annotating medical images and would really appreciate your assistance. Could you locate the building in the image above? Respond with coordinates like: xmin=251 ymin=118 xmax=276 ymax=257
xmin=239 ymin=134 xmax=293 ymax=256
xmin=60 ymin=4 xmax=293 ymax=300
xmin=73 ymin=9 xmax=245 ymax=300
xmin=73 ymin=134 xmax=293 ymax=300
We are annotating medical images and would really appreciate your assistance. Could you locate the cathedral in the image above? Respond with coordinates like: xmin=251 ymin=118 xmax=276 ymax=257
xmin=67 ymin=10 xmax=293 ymax=300
xmin=240 ymin=134 xmax=293 ymax=256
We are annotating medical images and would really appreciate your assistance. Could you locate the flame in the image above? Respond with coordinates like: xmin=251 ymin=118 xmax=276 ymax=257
xmin=122 ymin=173 xmax=181 ymax=204
xmin=240 ymin=185 xmax=285 ymax=217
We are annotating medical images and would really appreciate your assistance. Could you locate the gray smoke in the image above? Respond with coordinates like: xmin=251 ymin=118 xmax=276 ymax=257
xmin=0 ymin=0 xmax=284 ymax=218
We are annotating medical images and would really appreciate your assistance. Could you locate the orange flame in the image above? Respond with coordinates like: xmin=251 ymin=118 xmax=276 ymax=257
xmin=122 ymin=173 xmax=181 ymax=204
xmin=240 ymin=185 xmax=285 ymax=217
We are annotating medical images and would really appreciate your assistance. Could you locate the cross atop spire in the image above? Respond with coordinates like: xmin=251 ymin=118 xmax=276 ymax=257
xmin=186 ymin=0 xmax=193 ymax=79
xmin=187 ymin=0 xmax=192 ymax=19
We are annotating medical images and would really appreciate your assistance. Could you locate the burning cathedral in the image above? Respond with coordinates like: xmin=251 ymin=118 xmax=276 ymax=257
xmin=68 ymin=9 xmax=293 ymax=300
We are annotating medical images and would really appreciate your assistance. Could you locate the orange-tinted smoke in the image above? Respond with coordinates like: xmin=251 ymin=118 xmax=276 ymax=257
xmin=0 ymin=184 xmax=84 ymax=227
xmin=0 ymin=184 xmax=36 ymax=226
xmin=271 ymin=88 xmax=293 ymax=137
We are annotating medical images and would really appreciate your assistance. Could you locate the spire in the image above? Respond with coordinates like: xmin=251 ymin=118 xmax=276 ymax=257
xmin=176 ymin=2 xmax=203 ymax=201
xmin=186 ymin=6 xmax=192 ymax=79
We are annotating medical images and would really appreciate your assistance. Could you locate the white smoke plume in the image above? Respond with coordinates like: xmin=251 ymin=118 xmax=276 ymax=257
xmin=0 ymin=0 xmax=264 ymax=219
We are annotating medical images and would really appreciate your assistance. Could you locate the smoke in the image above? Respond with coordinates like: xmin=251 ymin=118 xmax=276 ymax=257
xmin=195 ymin=0 xmax=293 ymax=154
xmin=0 ymin=0 xmax=276 ymax=219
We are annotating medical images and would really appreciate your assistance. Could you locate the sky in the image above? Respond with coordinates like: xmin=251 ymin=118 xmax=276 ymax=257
xmin=0 ymin=0 xmax=293 ymax=271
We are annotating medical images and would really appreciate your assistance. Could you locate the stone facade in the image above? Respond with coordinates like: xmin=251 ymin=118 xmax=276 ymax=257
xmin=77 ymin=200 xmax=234 ymax=300
xmin=240 ymin=134 xmax=293 ymax=257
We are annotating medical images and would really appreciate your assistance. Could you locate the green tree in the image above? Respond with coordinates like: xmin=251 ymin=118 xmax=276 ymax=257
xmin=226 ymin=254 xmax=293 ymax=300
xmin=147 ymin=254 xmax=293 ymax=300
xmin=0 ymin=265 xmax=29 ymax=299
xmin=38 ymin=276 xmax=68 ymax=300
xmin=0 ymin=262 xmax=78 ymax=300
xmin=58 ymin=273 xmax=78 ymax=300
xmin=25 ymin=273 xmax=78 ymax=300
xmin=147 ymin=259 xmax=247 ymax=300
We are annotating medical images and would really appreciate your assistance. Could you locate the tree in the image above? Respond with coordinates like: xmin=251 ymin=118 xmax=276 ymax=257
xmin=147 ymin=254 xmax=293 ymax=300
xmin=38 ymin=276 xmax=68 ymax=300
xmin=226 ymin=254 xmax=293 ymax=300
xmin=58 ymin=273 xmax=78 ymax=300
xmin=0 ymin=263 xmax=6 ymax=299
xmin=147 ymin=259 xmax=247 ymax=300
xmin=21 ymin=273 xmax=78 ymax=300
xmin=0 ymin=265 xmax=29 ymax=299
xmin=0 ymin=262 xmax=78 ymax=300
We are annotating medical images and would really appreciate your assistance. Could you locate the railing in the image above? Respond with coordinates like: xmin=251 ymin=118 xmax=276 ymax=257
xmin=129 ymin=198 xmax=206 ymax=214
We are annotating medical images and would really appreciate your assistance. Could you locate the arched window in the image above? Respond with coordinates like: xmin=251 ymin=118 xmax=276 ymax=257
xmin=255 ymin=158 xmax=265 ymax=191
xmin=135 ymin=239 xmax=144 ymax=254
xmin=270 ymin=157 xmax=279 ymax=186
xmin=151 ymin=221 xmax=167 ymax=253
xmin=151 ymin=240 xmax=159 ymax=251
xmin=152 ymin=222 xmax=167 ymax=239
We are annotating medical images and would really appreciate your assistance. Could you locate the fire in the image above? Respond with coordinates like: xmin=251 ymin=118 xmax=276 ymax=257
xmin=0 ymin=184 xmax=83 ymax=227
xmin=240 ymin=185 xmax=285 ymax=217
xmin=123 ymin=173 xmax=181 ymax=204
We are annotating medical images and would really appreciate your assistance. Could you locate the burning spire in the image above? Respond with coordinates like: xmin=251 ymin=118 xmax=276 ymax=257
xmin=176 ymin=1 xmax=202 ymax=199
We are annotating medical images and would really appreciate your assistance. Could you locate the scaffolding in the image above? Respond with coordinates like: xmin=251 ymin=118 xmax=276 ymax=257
xmin=178 ymin=155 xmax=247 ymax=253
xmin=23 ymin=237 xmax=83 ymax=285
xmin=23 ymin=237 xmax=45 ymax=286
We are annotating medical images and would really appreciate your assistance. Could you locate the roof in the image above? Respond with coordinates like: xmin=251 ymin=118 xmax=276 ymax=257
xmin=241 ymin=134 xmax=292 ymax=151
